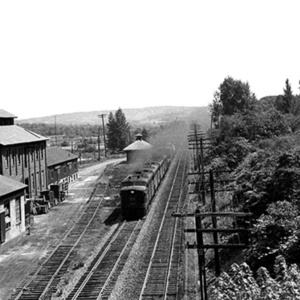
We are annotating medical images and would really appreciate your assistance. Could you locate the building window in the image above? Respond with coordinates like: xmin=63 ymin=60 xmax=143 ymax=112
xmin=25 ymin=148 xmax=28 ymax=168
xmin=5 ymin=149 xmax=9 ymax=168
xmin=41 ymin=170 xmax=44 ymax=187
xmin=36 ymin=149 xmax=39 ymax=160
xmin=32 ymin=174 xmax=35 ymax=190
xmin=4 ymin=201 xmax=11 ymax=229
xmin=36 ymin=172 xmax=39 ymax=190
xmin=31 ymin=150 xmax=34 ymax=162
xmin=12 ymin=149 xmax=15 ymax=166
xmin=9 ymin=148 xmax=12 ymax=175
xmin=18 ymin=148 xmax=21 ymax=165
xmin=51 ymin=170 xmax=54 ymax=179
xmin=15 ymin=197 xmax=21 ymax=224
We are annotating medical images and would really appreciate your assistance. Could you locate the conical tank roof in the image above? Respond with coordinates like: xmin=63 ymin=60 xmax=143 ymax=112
xmin=123 ymin=139 xmax=152 ymax=151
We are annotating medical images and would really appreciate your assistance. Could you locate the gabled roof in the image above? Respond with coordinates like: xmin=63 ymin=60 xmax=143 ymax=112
xmin=46 ymin=147 xmax=78 ymax=167
xmin=0 ymin=125 xmax=48 ymax=146
xmin=0 ymin=109 xmax=17 ymax=118
xmin=0 ymin=175 xmax=27 ymax=197
xmin=123 ymin=140 xmax=153 ymax=152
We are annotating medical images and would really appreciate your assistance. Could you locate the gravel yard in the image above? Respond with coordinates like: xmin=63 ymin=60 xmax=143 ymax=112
xmin=0 ymin=155 xmax=190 ymax=300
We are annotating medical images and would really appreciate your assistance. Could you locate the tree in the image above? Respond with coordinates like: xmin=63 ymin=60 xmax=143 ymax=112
xmin=132 ymin=128 xmax=150 ymax=142
xmin=216 ymin=108 xmax=289 ymax=142
xmin=115 ymin=108 xmax=130 ymax=150
xmin=106 ymin=108 xmax=130 ymax=153
xmin=209 ymin=92 xmax=223 ymax=128
xmin=275 ymin=79 xmax=294 ymax=114
xmin=141 ymin=128 xmax=149 ymax=141
xmin=211 ymin=76 xmax=257 ymax=117
xmin=106 ymin=112 xmax=118 ymax=152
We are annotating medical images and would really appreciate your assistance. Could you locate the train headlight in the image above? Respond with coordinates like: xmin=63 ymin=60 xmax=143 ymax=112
xmin=130 ymin=190 xmax=135 ymax=194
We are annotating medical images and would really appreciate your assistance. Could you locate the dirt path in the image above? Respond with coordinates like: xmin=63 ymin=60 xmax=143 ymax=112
xmin=0 ymin=157 xmax=125 ymax=300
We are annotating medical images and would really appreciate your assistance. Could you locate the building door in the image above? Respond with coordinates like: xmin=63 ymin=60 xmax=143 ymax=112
xmin=0 ymin=212 xmax=5 ymax=243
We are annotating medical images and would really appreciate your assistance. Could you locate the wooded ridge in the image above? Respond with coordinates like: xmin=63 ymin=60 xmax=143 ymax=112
xmin=16 ymin=106 xmax=211 ymax=130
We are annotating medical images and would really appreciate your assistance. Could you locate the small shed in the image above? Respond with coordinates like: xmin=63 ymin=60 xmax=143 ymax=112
xmin=123 ymin=134 xmax=153 ymax=164
xmin=0 ymin=175 xmax=27 ymax=244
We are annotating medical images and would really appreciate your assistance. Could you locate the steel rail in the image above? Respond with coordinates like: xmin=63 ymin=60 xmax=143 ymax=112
xmin=138 ymin=151 xmax=187 ymax=300
xmin=164 ymin=156 xmax=188 ymax=299
xmin=12 ymin=171 xmax=109 ymax=300
xmin=39 ymin=186 xmax=110 ymax=300
xmin=96 ymin=220 xmax=142 ymax=299
xmin=66 ymin=220 xmax=141 ymax=300
xmin=69 ymin=221 xmax=127 ymax=300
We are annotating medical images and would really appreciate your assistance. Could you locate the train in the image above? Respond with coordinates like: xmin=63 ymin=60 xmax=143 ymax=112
xmin=120 ymin=144 xmax=175 ymax=219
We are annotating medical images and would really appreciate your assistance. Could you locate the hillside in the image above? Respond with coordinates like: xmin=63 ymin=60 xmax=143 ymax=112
xmin=16 ymin=106 xmax=211 ymax=132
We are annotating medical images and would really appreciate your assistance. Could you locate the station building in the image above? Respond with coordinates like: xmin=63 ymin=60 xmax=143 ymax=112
xmin=0 ymin=109 xmax=48 ymax=243
xmin=46 ymin=147 xmax=78 ymax=187
xmin=0 ymin=110 xmax=48 ymax=197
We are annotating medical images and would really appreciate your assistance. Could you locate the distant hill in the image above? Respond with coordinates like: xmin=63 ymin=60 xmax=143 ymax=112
xmin=17 ymin=106 xmax=211 ymax=132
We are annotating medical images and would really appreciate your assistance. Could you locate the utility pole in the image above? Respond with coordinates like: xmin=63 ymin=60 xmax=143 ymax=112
xmin=98 ymin=114 xmax=107 ymax=157
xmin=210 ymin=169 xmax=220 ymax=276
xmin=97 ymin=126 xmax=101 ymax=160
xmin=195 ymin=208 xmax=208 ymax=300
xmin=188 ymin=124 xmax=208 ymax=205
xmin=54 ymin=116 xmax=58 ymax=146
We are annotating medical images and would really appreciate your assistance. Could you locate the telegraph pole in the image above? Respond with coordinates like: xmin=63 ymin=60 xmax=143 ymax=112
xmin=54 ymin=116 xmax=58 ymax=146
xmin=98 ymin=114 xmax=107 ymax=157
xmin=97 ymin=126 xmax=101 ymax=160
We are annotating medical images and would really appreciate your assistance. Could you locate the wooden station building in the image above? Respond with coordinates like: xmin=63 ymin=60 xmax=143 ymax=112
xmin=0 ymin=109 xmax=48 ymax=243
xmin=46 ymin=147 xmax=78 ymax=188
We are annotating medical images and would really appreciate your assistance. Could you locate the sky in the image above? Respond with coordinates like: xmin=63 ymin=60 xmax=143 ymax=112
xmin=1 ymin=1 xmax=300 ymax=120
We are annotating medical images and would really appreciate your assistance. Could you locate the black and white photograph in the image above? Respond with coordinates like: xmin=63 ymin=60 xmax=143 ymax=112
xmin=1 ymin=1 xmax=300 ymax=299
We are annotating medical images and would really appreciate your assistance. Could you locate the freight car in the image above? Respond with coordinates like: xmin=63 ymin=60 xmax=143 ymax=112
xmin=120 ymin=154 xmax=172 ymax=220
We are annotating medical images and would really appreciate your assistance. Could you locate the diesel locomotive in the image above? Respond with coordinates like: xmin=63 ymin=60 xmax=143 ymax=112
xmin=120 ymin=145 xmax=175 ymax=219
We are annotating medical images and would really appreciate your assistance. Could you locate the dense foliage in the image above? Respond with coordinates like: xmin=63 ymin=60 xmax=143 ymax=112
xmin=19 ymin=123 xmax=101 ymax=138
xmin=275 ymin=79 xmax=294 ymax=114
xmin=206 ymin=77 xmax=300 ymax=297
xmin=210 ymin=76 xmax=257 ymax=128
xmin=210 ymin=256 xmax=300 ymax=299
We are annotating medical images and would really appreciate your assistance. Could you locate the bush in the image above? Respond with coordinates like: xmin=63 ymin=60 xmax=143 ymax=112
xmin=210 ymin=257 xmax=300 ymax=299
xmin=61 ymin=140 xmax=69 ymax=147
xmin=250 ymin=201 xmax=300 ymax=272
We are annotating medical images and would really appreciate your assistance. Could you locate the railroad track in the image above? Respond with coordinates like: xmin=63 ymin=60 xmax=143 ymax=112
xmin=183 ymin=201 xmax=201 ymax=300
xmin=65 ymin=220 xmax=142 ymax=300
xmin=138 ymin=150 xmax=188 ymax=300
xmin=11 ymin=170 xmax=114 ymax=300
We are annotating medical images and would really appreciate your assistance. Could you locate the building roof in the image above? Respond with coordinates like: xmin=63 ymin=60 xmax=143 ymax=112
xmin=0 ymin=125 xmax=48 ymax=146
xmin=123 ymin=140 xmax=153 ymax=152
xmin=46 ymin=147 xmax=78 ymax=167
xmin=0 ymin=109 xmax=17 ymax=119
xmin=0 ymin=175 xmax=27 ymax=197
